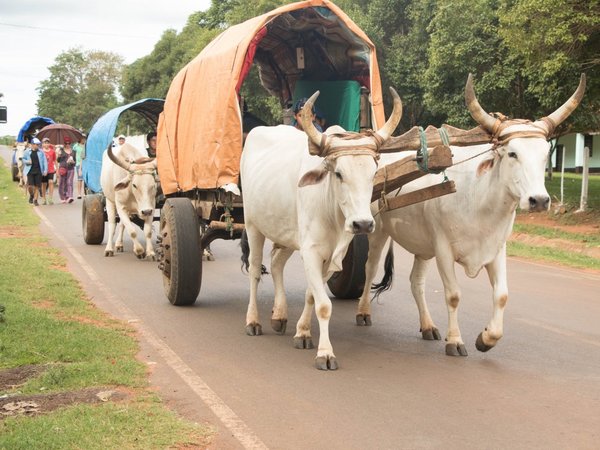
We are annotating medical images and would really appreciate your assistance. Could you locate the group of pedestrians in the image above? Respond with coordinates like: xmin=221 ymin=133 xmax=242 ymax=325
xmin=21 ymin=135 xmax=85 ymax=206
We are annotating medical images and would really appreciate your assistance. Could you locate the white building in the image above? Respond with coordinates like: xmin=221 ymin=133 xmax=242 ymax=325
xmin=553 ymin=133 xmax=600 ymax=173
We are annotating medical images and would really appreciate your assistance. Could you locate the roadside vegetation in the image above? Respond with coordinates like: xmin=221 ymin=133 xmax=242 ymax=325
xmin=509 ymin=172 xmax=600 ymax=271
xmin=0 ymin=164 xmax=212 ymax=448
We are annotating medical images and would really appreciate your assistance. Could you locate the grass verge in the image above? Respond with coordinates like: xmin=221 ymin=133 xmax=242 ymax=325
xmin=0 ymin=162 xmax=213 ymax=447
xmin=507 ymin=241 xmax=600 ymax=271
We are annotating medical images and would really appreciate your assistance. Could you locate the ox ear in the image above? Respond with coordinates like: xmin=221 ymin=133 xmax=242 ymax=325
xmin=298 ymin=168 xmax=328 ymax=187
xmin=114 ymin=176 xmax=131 ymax=191
xmin=476 ymin=158 xmax=495 ymax=177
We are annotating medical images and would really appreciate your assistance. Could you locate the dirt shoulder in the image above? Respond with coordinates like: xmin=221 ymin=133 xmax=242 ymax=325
xmin=511 ymin=212 xmax=600 ymax=268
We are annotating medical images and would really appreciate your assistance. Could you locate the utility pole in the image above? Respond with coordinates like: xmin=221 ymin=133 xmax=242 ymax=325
xmin=576 ymin=146 xmax=590 ymax=213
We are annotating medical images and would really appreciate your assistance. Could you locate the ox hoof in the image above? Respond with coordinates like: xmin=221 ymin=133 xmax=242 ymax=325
xmin=146 ymin=253 xmax=156 ymax=262
xmin=356 ymin=314 xmax=372 ymax=326
xmin=203 ymin=249 xmax=215 ymax=261
xmin=271 ymin=319 xmax=287 ymax=334
xmin=116 ymin=245 xmax=124 ymax=253
xmin=135 ymin=252 xmax=146 ymax=260
xmin=293 ymin=337 xmax=314 ymax=350
xmin=422 ymin=327 xmax=442 ymax=341
xmin=245 ymin=323 xmax=262 ymax=336
xmin=104 ymin=250 xmax=114 ymax=257
xmin=475 ymin=333 xmax=494 ymax=352
xmin=445 ymin=343 xmax=468 ymax=357
xmin=315 ymin=356 xmax=338 ymax=371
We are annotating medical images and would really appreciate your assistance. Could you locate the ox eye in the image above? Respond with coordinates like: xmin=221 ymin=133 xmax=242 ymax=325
xmin=508 ymin=152 xmax=518 ymax=159
xmin=334 ymin=171 xmax=343 ymax=181
xmin=132 ymin=184 xmax=137 ymax=189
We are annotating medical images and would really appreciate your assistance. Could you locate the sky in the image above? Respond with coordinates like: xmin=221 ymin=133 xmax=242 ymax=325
xmin=0 ymin=0 xmax=211 ymax=136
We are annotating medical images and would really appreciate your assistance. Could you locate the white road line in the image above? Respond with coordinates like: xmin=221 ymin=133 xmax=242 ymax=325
xmin=516 ymin=317 xmax=600 ymax=348
xmin=35 ymin=207 xmax=268 ymax=450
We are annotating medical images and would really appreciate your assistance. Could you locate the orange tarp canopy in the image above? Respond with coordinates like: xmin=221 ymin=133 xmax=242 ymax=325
xmin=157 ymin=0 xmax=385 ymax=195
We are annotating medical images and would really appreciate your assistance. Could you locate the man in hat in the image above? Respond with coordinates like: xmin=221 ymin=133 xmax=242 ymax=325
xmin=291 ymin=98 xmax=323 ymax=132
xmin=22 ymin=137 xmax=48 ymax=206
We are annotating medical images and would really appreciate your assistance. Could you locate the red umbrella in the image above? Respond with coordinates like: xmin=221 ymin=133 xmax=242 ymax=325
xmin=37 ymin=123 xmax=84 ymax=145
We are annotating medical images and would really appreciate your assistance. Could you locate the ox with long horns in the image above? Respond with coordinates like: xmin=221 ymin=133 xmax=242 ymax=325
xmin=100 ymin=143 xmax=159 ymax=260
xmin=356 ymin=74 xmax=586 ymax=356
xmin=241 ymin=88 xmax=402 ymax=370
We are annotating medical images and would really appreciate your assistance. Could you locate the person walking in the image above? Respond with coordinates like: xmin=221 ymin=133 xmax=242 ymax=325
xmin=41 ymin=137 xmax=56 ymax=204
xmin=57 ymin=137 xmax=77 ymax=203
xmin=22 ymin=137 xmax=48 ymax=206
xmin=72 ymin=135 xmax=86 ymax=199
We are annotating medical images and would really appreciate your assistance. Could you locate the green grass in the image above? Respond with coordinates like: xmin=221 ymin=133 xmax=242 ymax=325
xmin=545 ymin=172 xmax=600 ymax=211
xmin=507 ymin=241 xmax=600 ymax=271
xmin=0 ymin=400 xmax=214 ymax=450
xmin=0 ymin=162 xmax=213 ymax=448
xmin=512 ymin=223 xmax=600 ymax=246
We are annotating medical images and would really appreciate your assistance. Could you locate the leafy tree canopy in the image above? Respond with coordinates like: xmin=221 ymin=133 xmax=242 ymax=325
xmin=37 ymin=48 xmax=123 ymax=133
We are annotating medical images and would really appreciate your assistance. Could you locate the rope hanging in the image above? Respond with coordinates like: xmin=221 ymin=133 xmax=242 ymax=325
xmin=416 ymin=127 xmax=429 ymax=173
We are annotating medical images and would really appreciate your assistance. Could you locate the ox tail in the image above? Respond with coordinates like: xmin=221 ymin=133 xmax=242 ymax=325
xmin=371 ymin=239 xmax=394 ymax=301
xmin=240 ymin=230 xmax=268 ymax=275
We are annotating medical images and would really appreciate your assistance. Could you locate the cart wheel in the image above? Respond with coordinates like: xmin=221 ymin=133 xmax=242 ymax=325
xmin=159 ymin=198 xmax=202 ymax=306
xmin=327 ymin=235 xmax=368 ymax=299
xmin=82 ymin=194 xmax=105 ymax=245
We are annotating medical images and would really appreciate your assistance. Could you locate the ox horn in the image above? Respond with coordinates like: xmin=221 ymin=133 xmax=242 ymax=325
xmin=107 ymin=145 xmax=132 ymax=172
xmin=301 ymin=91 xmax=324 ymax=154
xmin=465 ymin=73 xmax=498 ymax=133
xmin=375 ymin=87 xmax=403 ymax=142
xmin=533 ymin=73 xmax=586 ymax=135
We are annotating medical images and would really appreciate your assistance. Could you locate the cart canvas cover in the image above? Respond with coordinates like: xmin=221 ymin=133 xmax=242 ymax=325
xmin=157 ymin=0 xmax=385 ymax=195
xmin=83 ymin=98 xmax=164 ymax=194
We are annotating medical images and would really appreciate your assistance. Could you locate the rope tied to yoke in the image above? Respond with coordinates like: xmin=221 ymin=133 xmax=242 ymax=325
xmin=415 ymin=126 xmax=448 ymax=180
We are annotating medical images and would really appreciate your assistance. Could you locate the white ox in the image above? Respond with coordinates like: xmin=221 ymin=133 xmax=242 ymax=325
xmin=241 ymin=89 xmax=402 ymax=370
xmin=14 ymin=143 xmax=27 ymax=187
xmin=357 ymin=74 xmax=586 ymax=356
xmin=100 ymin=143 xmax=158 ymax=260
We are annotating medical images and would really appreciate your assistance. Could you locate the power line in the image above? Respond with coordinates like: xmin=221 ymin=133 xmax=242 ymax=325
xmin=0 ymin=21 xmax=149 ymax=39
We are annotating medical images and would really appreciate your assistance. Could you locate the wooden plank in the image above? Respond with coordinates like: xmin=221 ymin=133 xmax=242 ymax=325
xmin=380 ymin=125 xmax=492 ymax=153
xmin=378 ymin=181 xmax=456 ymax=212
xmin=209 ymin=220 xmax=245 ymax=231
xmin=371 ymin=145 xmax=453 ymax=201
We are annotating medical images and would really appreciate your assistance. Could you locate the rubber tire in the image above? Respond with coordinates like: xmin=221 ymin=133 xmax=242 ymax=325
xmin=11 ymin=164 xmax=19 ymax=182
xmin=82 ymin=194 xmax=105 ymax=245
xmin=327 ymin=235 xmax=369 ymax=299
xmin=160 ymin=198 xmax=202 ymax=306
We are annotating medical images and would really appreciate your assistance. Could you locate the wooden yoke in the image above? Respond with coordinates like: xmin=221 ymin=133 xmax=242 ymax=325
xmin=380 ymin=125 xmax=492 ymax=153
xmin=371 ymin=145 xmax=453 ymax=201
xmin=370 ymin=124 xmax=492 ymax=212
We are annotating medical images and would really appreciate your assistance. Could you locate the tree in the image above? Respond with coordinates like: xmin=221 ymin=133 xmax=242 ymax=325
xmin=37 ymin=48 xmax=123 ymax=132
xmin=498 ymin=0 xmax=600 ymax=133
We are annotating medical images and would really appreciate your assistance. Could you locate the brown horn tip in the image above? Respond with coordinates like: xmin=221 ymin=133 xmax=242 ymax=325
xmin=465 ymin=73 xmax=497 ymax=133
xmin=534 ymin=73 xmax=587 ymax=135
xmin=301 ymin=91 xmax=324 ymax=153
xmin=375 ymin=87 xmax=403 ymax=142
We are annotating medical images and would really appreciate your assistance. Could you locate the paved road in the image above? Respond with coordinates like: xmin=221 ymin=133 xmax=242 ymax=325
xmin=2 ymin=146 xmax=599 ymax=449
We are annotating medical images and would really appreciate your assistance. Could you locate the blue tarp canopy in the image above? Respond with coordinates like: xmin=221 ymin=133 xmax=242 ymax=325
xmin=17 ymin=116 xmax=54 ymax=142
xmin=83 ymin=98 xmax=164 ymax=194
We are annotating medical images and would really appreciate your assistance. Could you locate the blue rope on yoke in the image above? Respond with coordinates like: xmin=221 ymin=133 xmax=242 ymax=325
xmin=416 ymin=126 xmax=431 ymax=173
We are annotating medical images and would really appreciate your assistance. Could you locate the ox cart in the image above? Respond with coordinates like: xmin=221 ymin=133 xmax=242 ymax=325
xmin=154 ymin=0 xmax=472 ymax=306
xmin=81 ymin=98 xmax=165 ymax=244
